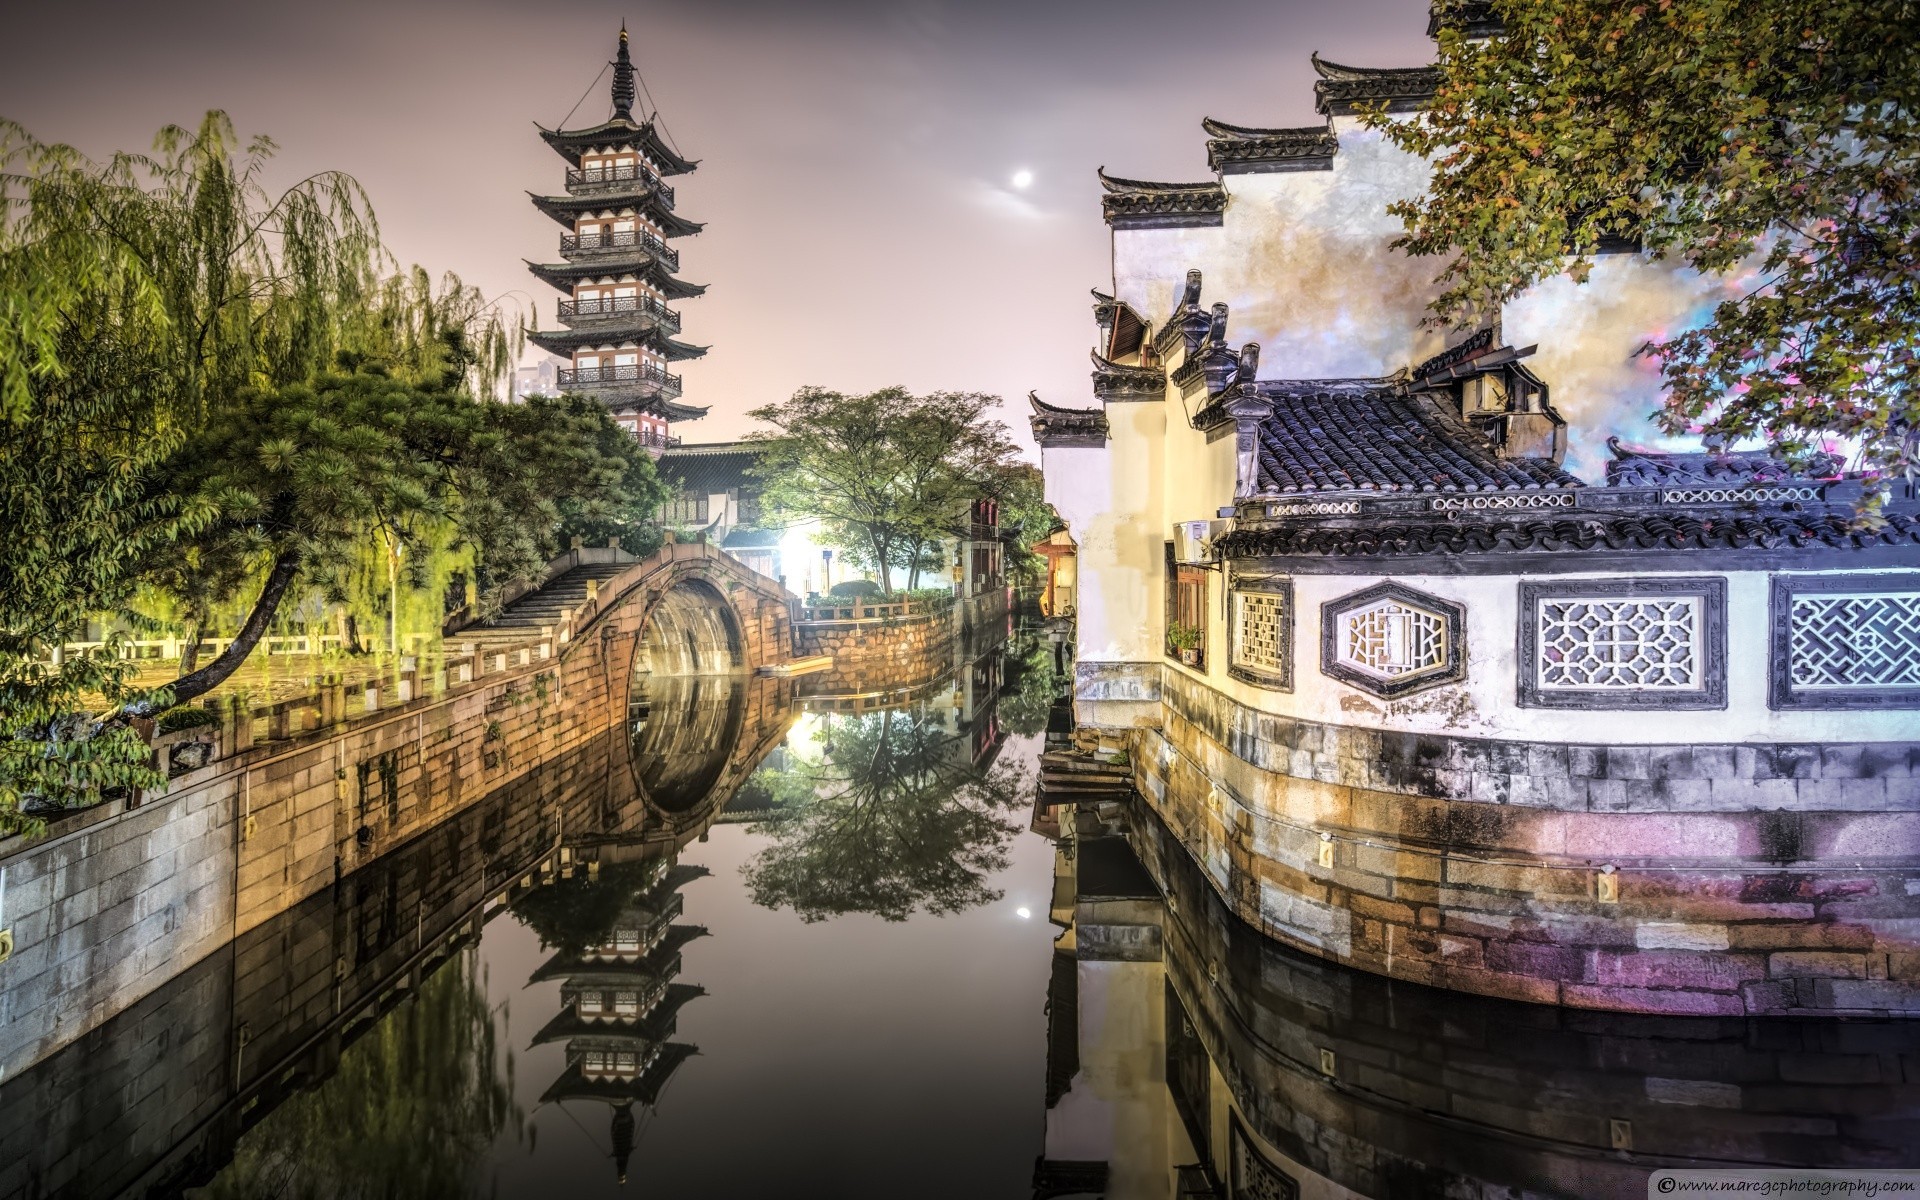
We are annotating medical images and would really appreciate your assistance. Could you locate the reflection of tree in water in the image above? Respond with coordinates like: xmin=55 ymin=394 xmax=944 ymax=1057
xmin=742 ymin=707 xmax=1029 ymax=922
xmin=512 ymin=858 xmax=679 ymax=956
xmin=196 ymin=950 xmax=520 ymax=1200
xmin=997 ymin=627 xmax=1065 ymax=738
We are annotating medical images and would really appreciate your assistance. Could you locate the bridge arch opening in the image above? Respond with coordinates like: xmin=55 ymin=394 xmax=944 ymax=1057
xmin=628 ymin=580 xmax=750 ymax=813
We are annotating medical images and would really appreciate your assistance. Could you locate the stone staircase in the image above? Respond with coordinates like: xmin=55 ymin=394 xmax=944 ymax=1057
xmin=456 ymin=562 xmax=631 ymax=651
xmin=1038 ymin=746 xmax=1134 ymax=803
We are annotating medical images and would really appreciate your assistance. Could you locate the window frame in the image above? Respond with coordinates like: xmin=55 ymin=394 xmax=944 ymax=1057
xmin=1517 ymin=576 xmax=1727 ymax=710
xmin=1227 ymin=572 xmax=1293 ymax=691
xmin=1769 ymin=572 xmax=1920 ymax=710
xmin=1319 ymin=581 xmax=1467 ymax=700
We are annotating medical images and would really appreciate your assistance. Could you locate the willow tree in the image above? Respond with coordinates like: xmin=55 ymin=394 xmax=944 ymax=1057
xmin=0 ymin=113 xmax=535 ymax=828
xmin=1377 ymin=0 xmax=1920 ymax=502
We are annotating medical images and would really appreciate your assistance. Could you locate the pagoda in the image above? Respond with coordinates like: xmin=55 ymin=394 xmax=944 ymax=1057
xmin=527 ymin=26 xmax=709 ymax=453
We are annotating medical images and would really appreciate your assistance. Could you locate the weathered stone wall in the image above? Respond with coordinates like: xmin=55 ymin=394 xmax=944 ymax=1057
xmin=0 ymin=732 xmax=596 ymax=1200
xmin=1125 ymin=804 xmax=1920 ymax=1199
xmin=0 ymin=542 xmax=794 ymax=1079
xmin=1121 ymin=661 xmax=1920 ymax=1016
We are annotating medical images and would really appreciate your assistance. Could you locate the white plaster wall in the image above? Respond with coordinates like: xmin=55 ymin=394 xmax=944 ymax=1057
xmin=1113 ymin=119 xmax=1441 ymax=380
xmin=1504 ymin=255 xmax=1752 ymax=480
xmin=1044 ymin=406 xmax=1166 ymax=664
xmin=1173 ymin=567 xmax=1920 ymax=745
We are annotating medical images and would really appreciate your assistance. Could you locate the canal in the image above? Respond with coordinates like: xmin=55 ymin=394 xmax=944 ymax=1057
xmin=2 ymin=625 xmax=1915 ymax=1199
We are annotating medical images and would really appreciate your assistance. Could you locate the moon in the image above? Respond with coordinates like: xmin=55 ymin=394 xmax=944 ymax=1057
xmin=1016 ymin=906 xmax=1032 ymax=919
xmin=1011 ymin=169 xmax=1033 ymax=190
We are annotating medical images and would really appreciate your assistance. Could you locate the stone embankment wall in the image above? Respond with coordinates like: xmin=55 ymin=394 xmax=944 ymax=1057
xmin=0 ymin=542 xmax=793 ymax=1079
xmin=0 ymin=731 xmax=610 ymax=1200
xmin=1121 ymin=803 xmax=1920 ymax=1197
xmin=794 ymin=587 xmax=1009 ymax=696
xmin=1095 ymin=661 xmax=1920 ymax=1017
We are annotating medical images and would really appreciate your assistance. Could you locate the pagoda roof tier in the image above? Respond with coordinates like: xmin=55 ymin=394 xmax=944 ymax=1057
xmin=556 ymin=366 xmax=708 ymax=421
xmin=530 ymin=984 xmax=705 ymax=1048
xmin=1098 ymin=169 xmax=1227 ymax=229
xmin=528 ymin=190 xmax=703 ymax=238
xmin=554 ymin=295 xmax=682 ymax=335
xmin=538 ymin=1043 xmax=697 ymax=1108
xmin=1311 ymin=52 xmax=1440 ymax=116
xmin=538 ymin=117 xmax=696 ymax=176
xmin=527 ymin=325 xmax=707 ymax=362
xmin=525 ymin=257 xmax=706 ymax=299
xmin=530 ymin=926 xmax=707 ymax=985
xmin=1203 ymin=117 xmax=1338 ymax=174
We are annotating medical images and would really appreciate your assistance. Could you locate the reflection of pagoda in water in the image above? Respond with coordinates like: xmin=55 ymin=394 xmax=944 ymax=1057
xmin=525 ymin=853 xmax=710 ymax=1183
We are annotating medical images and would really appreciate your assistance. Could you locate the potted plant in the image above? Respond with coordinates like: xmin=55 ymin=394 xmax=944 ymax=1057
xmin=1166 ymin=621 xmax=1203 ymax=666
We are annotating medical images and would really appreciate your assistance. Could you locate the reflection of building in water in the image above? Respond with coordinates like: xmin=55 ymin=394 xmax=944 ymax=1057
xmin=1035 ymin=798 xmax=1920 ymax=1200
xmin=524 ymin=852 xmax=710 ymax=1184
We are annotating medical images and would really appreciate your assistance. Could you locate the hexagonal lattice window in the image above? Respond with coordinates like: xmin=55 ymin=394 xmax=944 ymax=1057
xmin=1319 ymin=583 xmax=1465 ymax=699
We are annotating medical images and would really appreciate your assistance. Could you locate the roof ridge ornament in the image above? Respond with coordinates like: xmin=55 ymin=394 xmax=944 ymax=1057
xmin=612 ymin=24 xmax=637 ymax=121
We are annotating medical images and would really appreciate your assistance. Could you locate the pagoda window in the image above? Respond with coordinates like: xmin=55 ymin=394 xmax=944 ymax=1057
xmin=611 ymin=218 xmax=635 ymax=234
xmin=614 ymin=989 xmax=640 ymax=1014
xmin=576 ymin=354 xmax=601 ymax=369
xmin=614 ymin=352 xmax=638 ymax=368
xmin=580 ymin=990 xmax=605 ymax=1014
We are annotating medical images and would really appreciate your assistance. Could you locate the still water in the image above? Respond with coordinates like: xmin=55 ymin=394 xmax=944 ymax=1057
xmin=6 ymin=628 xmax=1917 ymax=1199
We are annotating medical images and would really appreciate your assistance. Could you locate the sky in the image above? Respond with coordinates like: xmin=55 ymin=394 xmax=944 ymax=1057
xmin=0 ymin=0 xmax=1435 ymax=454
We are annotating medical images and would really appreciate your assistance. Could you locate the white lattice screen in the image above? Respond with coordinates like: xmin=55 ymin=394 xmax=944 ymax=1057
xmin=1233 ymin=591 xmax=1288 ymax=674
xmin=1789 ymin=593 xmax=1920 ymax=688
xmin=1338 ymin=600 xmax=1448 ymax=679
xmin=1535 ymin=596 xmax=1700 ymax=690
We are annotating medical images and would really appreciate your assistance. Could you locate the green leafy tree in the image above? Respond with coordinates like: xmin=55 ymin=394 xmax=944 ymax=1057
xmin=741 ymin=707 xmax=1029 ymax=922
xmin=745 ymin=388 xmax=1022 ymax=595
xmin=1374 ymin=0 xmax=1920 ymax=500
xmin=984 ymin=461 xmax=1058 ymax=590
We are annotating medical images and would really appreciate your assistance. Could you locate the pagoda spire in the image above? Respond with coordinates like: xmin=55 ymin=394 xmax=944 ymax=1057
xmin=612 ymin=25 xmax=637 ymax=121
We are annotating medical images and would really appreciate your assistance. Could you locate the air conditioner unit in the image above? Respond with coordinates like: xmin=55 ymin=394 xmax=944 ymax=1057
xmin=1172 ymin=518 xmax=1232 ymax=564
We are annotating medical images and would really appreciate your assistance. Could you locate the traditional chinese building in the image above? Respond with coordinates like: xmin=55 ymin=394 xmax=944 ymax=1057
xmin=1036 ymin=7 xmax=1920 ymax=1016
xmin=527 ymin=26 xmax=708 ymax=452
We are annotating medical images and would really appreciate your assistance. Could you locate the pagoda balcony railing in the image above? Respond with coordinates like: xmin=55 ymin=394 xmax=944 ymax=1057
xmin=557 ymin=362 xmax=683 ymax=398
xmin=559 ymin=229 xmax=678 ymax=271
xmin=635 ymin=429 xmax=682 ymax=450
xmin=556 ymin=295 xmax=681 ymax=334
xmin=564 ymin=164 xmax=674 ymax=206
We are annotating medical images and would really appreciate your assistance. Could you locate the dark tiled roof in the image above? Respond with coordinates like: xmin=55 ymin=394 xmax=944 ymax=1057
xmin=1427 ymin=0 xmax=1503 ymax=38
xmin=1029 ymin=393 xmax=1108 ymax=448
xmin=1604 ymin=438 xmax=1843 ymax=488
xmin=537 ymin=117 xmax=697 ymax=175
xmin=1250 ymin=381 xmax=1581 ymax=494
xmin=1202 ymin=117 xmax=1338 ymax=174
xmin=1090 ymin=351 xmax=1164 ymax=400
xmin=1098 ymin=170 xmax=1227 ymax=229
xmin=1311 ymin=53 xmax=1441 ymax=116
xmin=722 ymin=527 xmax=780 ymax=549
xmin=657 ymin=443 xmax=759 ymax=496
xmin=1218 ymin=512 xmax=1920 ymax=559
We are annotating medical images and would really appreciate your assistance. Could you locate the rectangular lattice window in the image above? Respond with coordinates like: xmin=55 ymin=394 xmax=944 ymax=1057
xmin=1230 ymin=585 xmax=1292 ymax=689
xmin=1519 ymin=578 xmax=1726 ymax=710
xmin=1536 ymin=597 xmax=1701 ymax=691
xmin=1788 ymin=593 xmax=1920 ymax=689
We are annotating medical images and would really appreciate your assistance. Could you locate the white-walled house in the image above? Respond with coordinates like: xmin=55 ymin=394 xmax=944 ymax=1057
xmin=1036 ymin=15 xmax=1920 ymax=1018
